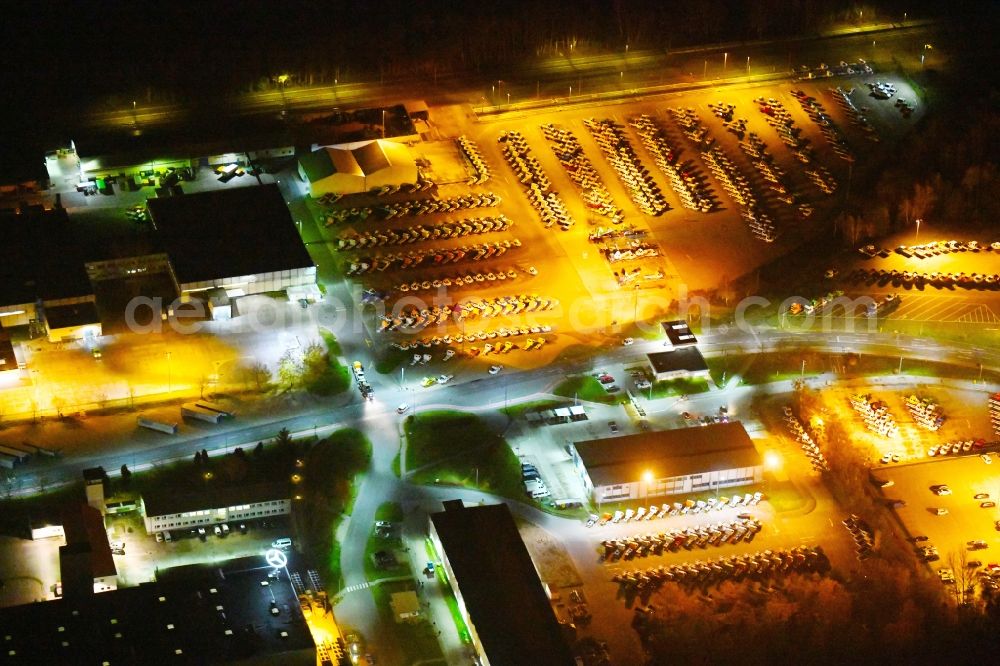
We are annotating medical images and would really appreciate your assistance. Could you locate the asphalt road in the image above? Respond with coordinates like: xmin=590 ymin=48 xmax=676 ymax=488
xmin=75 ymin=22 xmax=940 ymax=140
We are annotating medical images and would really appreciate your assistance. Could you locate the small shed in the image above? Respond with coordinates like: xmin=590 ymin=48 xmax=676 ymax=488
xmin=390 ymin=590 xmax=421 ymax=623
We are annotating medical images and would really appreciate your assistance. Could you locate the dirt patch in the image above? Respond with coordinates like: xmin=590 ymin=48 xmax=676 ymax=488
xmin=518 ymin=520 xmax=582 ymax=588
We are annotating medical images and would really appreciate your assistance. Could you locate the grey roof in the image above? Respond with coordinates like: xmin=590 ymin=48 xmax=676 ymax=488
xmin=430 ymin=502 xmax=575 ymax=666
xmin=0 ymin=555 xmax=315 ymax=664
xmin=661 ymin=319 xmax=698 ymax=347
xmin=147 ymin=184 xmax=313 ymax=284
xmin=574 ymin=421 xmax=762 ymax=487
xmin=141 ymin=482 xmax=289 ymax=518
xmin=647 ymin=347 xmax=709 ymax=374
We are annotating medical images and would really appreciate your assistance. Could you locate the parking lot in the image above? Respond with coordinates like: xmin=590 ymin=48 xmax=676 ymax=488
xmin=105 ymin=513 xmax=294 ymax=587
xmin=880 ymin=455 xmax=1000 ymax=586
xmin=308 ymin=73 xmax=919 ymax=375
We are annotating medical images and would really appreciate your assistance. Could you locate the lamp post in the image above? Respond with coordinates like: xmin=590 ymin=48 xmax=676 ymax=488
xmin=723 ymin=52 xmax=728 ymax=72
xmin=746 ymin=56 xmax=750 ymax=75
xmin=914 ymin=218 xmax=922 ymax=244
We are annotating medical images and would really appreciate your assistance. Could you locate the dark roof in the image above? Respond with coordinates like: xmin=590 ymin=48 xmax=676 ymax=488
xmin=146 ymin=184 xmax=313 ymax=284
xmin=574 ymin=422 xmax=763 ymax=487
xmin=0 ymin=555 xmax=315 ymax=665
xmin=45 ymin=301 xmax=100 ymax=330
xmin=429 ymin=502 xmax=575 ymax=666
xmin=0 ymin=206 xmax=94 ymax=306
xmin=60 ymin=503 xmax=116 ymax=579
xmin=0 ymin=325 xmax=15 ymax=371
xmin=82 ymin=467 xmax=107 ymax=483
xmin=141 ymin=482 xmax=289 ymax=518
xmin=647 ymin=347 xmax=709 ymax=374
xmin=661 ymin=319 xmax=697 ymax=347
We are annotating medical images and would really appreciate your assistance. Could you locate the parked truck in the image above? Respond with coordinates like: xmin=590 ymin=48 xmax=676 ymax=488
xmin=137 ymin=417 xmax=178 ymax=434
xmin=181 ymin=403 xmax=224 ymax=424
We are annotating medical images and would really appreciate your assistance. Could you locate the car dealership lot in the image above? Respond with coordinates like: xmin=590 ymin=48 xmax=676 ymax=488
xmin=881 ymin=455 xmax=1000 ymax=571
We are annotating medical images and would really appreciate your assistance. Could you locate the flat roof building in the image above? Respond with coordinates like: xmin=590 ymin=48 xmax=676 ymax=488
xmin=147 ymin=184 xmax=316 ymax=296
xmin=647 ymin=347 xmax=710 ymax=382
xmin=0 ymin=555 xmax=315 ymax=664
xmin=571 ymin=422 xmax=763 ymax=503
xmin=661 ymin=319 xmax=698 ymax=348
xmin=428 ymin=501 xmax=575 ymax=666
xmin=140 ymin=482 xmax=291 ymax=534
xmin=59 ymin=503 xmax=117 ymax=599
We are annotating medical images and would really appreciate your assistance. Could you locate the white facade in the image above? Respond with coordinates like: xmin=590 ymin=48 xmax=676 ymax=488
xmin=179 ymin=265 xmax=317 ymax=297
xmin=0 ymin=303 xmax=37 ymax=329
xmin=582 ymin=465 xmax=763 ymax=504
xmin=141 ymin=496 xmax=291 ymax=534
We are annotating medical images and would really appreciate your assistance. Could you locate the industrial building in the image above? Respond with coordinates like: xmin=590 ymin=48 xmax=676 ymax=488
xmin=571 ymin=422 xmax=764 ymax=503
xmin=147 ymin=184 xmax=316 ymax=297
xmin=1 ymin=184 xmax=316 ymax=354
xmin=428 ymin=500 xmax=575 ymax=666
xmin=0 ymin=555 xmax=316 ymax=665
xmin=59 ymin=503 xmax=118 ymax=598
xmin=646 ymin=347 xmax=711 ymax=381
xmin=140 ymin=482 xmax=291 ymax=534
xmin=297 ymin=139 xmax=417 ymax=196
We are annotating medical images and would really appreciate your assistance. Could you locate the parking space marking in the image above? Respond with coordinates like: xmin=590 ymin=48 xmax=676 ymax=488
xmin=885 ymin=293 xmax=998 ymax=323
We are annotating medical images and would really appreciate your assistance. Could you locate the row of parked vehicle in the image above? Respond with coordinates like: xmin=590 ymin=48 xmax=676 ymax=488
xmin=828 ymin=87 xmax=879 ymax=142
xmin=781 ymin=406 xmax=830 ymax=473
xmin=702 ymin=145 xmax=777 ymax=242
xmin=804 ymin=164 xmax=838 ymax=196
xmin=790 ymin=88 xmax=857 ymax=159
xmin=393 ymin=266 xmax=530 ymax=293
xmin=629 ymin=114 xmax=715 ymax=213
xmin=849 ymin=393 xmax=900 ymax=439
xmin=376 ymin=294 xmax=556 ymax=333
xmin=591 ymin=493 xmax=764 ymax=527
xmin=843 ymin=514 xmax=876 ymax=560
xmin=336 ymin=216 xmax=512 ymax=249
xmin=388 ymin=325 xmax=554 ymax=351
xmin=600 ymin=518 xmax=763 ymax=561
xmin=895 ymin=239 xmax=1000 ymax=258
xmin=848 ymin=267 xmax=1000 ymax=289
xmin=458 ymin=136 xmax=491 ymax=184
xmin=345 ymin=239 xmax=521 ymax=275
xmin=369 ymin=192 xmax=500 ymax=220
xmin=583 ymin=117 xmax=669 ymax=216
xmin=737 ymin=130 xmax=798 ymax=208
xmin=612 ymin=546 xmax=826 ymax=592
xmin=905 ymin=394 xmax=945 ymax=431
xmin=601 ymin=242 xmax=661 ymax=264
xmin=499 ymin=130 xmax=577 ymax=231
xmin=541 ymin=123 xmax=624 ymax=223
xmin=928 ymin=439 xmax=988 ymax=457
xmin=754 ymin=97 xmax=814 ymax=165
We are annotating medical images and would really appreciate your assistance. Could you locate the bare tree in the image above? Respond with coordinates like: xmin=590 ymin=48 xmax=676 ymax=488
xmin=948 ymin=549 xmax=971 ymax=606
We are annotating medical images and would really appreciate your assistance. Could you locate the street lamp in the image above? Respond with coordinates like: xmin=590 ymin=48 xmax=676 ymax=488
xmin=914 ymin=218 xmax=922 ymax=243
xmin=746 ymin=56 xmax=750 ymax=75
xmin=723 ymin=52 xmax=728 ymax=72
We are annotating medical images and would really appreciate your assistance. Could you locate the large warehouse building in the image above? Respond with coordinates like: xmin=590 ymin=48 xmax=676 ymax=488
xmin=147 ymin=184 xmax=316 ymax=297
xmin=0 ymin=555 xmax=315 ymax=665
xmin=571 ymin=422 xmax=764 ymax=503
xmin=428 ymin=500 xmax=575 ymax=666
xmin=297 ymin=139 xmax=417 ymax=196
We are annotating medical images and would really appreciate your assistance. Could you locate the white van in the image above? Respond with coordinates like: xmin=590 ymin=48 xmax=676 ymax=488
xmin=272 ymin=537 xmax=293 ymax=550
